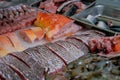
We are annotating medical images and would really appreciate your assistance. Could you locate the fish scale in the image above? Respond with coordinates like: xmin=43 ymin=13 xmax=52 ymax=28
xmin=45 ymin=42 xmax=76 ymax=64
xmin=0 ymin=60 xmax=21 ymax=80
xmin=10 ymin=51 xmax=45 ymax=80
xmin=55 ymin=40 xmax=85 ymax=59
xmin=35 ymin=45 xmax=65 ymax=73
xmin=66 ymin=38 xmax=89 ymax=54
xmin=2 ymin=55 xmax=43 ymax=80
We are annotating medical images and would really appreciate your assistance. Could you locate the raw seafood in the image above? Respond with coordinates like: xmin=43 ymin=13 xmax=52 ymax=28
xmin=30 ymin=27 xmax=45 ymax=40
xmin=0 ymin=60 xmax=22 ymax=80
xmin=26 ymin=45 xmax=66 ymax=73
xmin=39 ymin=0 xmax=57 ymax=13
xmin=39 ymin=0 xmax=86 ymax=14
xmin=34 ymin=12 xmax=81 ymax=41
xmin=0 ymin=33 xmax=24 ymax=57
xmin=46 ymin=42 xmax=82 ymax=64
xmin=0 ymin=4 xmax=37 ymax=35
xmin=0 ymin=30 xmax=105 ymax=79
xmin=2 ymin=54 xmax=45 ymax=80
xmin=66 ymin=38 xmax=89 ymax=54
xmin=19 ymin=29 xmax=37 ymax=43
xmin=61 ymin=0 xmax=87 ymax=16
xmin=113 ymin=36 xmax=120 ymax=52
xmin=53 ymin=23 xmax=82 ymax=39
xmin=68 ymin=30 xmax=105 ymax=46
xmin=65 ymin=54 xmax=120 ymax=80
xmin=4 ymin=33 xmax=24 ymax=52
xmin=88 ymin=35 xmax=120 ymax=57
xmin=55 ymin=40 xmax=84 ymax=59
xmin=19 ymin=27 xmax=45 ymax=43
xmin=0 ymin=35 xmax=16 ymax=57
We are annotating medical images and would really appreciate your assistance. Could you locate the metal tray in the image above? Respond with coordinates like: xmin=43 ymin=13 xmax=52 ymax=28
xmin=96 ymin=0 xmax=120 ymax=8
xmin=71 ymin=1 xmax=120 ymax=35
xmin=72 ymin=18 xmax=119 ymax=36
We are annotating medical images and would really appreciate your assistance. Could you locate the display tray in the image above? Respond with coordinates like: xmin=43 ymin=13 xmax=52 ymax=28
xmin=0 ymin=1 xmax=120 ymax=80
xmin=71 ymin=1 xmax=120 ymax=36
xmin=71 ymin=16 xmax=119 ymax=36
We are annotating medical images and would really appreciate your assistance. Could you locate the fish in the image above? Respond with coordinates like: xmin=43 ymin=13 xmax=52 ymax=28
xmin=34 ymin=12 xmax=74 ymax=41
xmin=19 ymin=27 xmax=45 ymax=43
xmin=0 ymin=35 xmax=15 ymax=57
xmin=89 ymin=35 xmax=120 ymax=57
xmin=0 ymin=4 xmax=37 ymax=35
xmin=4 ymin=33 xmax=24 ymax=52
xmin=0 ymin=30 xmax=106 ymax=80
xmin=19 ymin=29 xmax=37 ymax=43
xmin=30 ymin=27 xmax=45 ymax=40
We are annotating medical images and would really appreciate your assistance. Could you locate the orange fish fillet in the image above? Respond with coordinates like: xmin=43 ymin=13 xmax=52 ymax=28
xmin=34 ymin=12 xmax=73 ymax=41
xmin=4 ymin=33 xmax=24 ymax=52
xmin=113 ymin=36 xmax=120 ymax=52
xmin=30 ymin=27 xmax=45 ymax=40
xmin=20 ymin=29 xmax=37 ymax=43
xmin=0 ymin=35 xmax=15 ymax=57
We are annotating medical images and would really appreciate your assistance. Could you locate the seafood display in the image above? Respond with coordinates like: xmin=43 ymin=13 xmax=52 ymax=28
xmin=67 ymin=30 xmax=105 ymax=46
xmin=0 ymin=54 xmax=45 ymax=80
xmin=0 ymin=30 xmax=105 ymax=80
xmin=0 ymin=4 xmax=37 ymax=35
xmin=34 ymin=12 xmax=81 ymax=41
xmin=39 ymin=0 xmax=87 ymax=15
xmin=0 ymin=10 xmax=82 ymax=56
xmin=64 ymin=54 xmax=120 ymax=80
xmin=0 ymin=0 xmax=119 ymax=80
